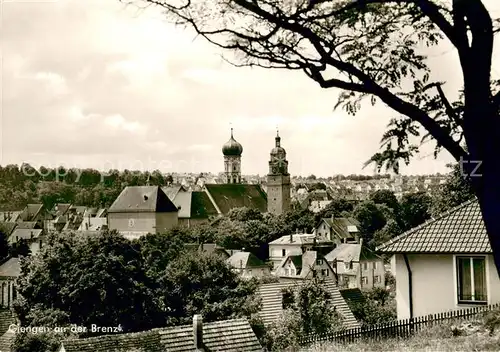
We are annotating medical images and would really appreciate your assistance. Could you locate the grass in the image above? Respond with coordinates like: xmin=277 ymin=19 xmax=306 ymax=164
xmin=303 ymin=321 xmax=500 ymax=352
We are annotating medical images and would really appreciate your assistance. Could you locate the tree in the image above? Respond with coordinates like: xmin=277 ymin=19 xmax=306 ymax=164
xmin=349 ymin=287 xmax=396 ymax=327
xmin=0 ymin=226 xmax=10 ymax=260
xmin=138 ymin=0 xmax=500 ymax=274
xmin=261 ymin=278 xmax=344 ymax=351
xmin=352 ymin=200 xmax=388 ymax=245
xmin=400 ymin=192 xmax=432 ymax=230
xmin=314 ymin=198 xmax=356 ymax=224
xmin=309 ymin=182 xmax=327 ymax=191
xmin=160 ymin=252 xmax=260 ymax=326
xmin=14 ymin=231 xmax=165 ymax=335
xmin=227 ymin=207 xmax=264 ymax=222
xmin=10 ymin=239 xmax=31 ymax=258
xmin=370 ymin=190 xmax=400 ymax=213
xmin=431 ymin=162 xmax=475 ymax=216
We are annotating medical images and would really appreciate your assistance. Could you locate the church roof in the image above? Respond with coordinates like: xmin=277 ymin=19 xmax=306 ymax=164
xmin=204 ymin=184 xmax=267 ymax=214
xmin=108 ymin=186 xmax=178 ymax=213
xmin=190 ymin=191 xmax=219 ymax=219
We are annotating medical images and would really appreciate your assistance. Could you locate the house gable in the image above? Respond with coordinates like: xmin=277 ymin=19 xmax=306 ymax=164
xmin=108 ymin=186 xmax=178 ymax=213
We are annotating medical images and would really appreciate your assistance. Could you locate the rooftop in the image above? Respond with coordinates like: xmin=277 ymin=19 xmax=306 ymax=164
xmin=227 ymin=251 xmax=267 ymax=269
xmin=0 ymin=258 xmax=21 ymax=278
xmin=377 ymin=199 xmax=490 ymax=254
xmin=108 ymin=186 xmax=178 ymax=213
xmin=59 ymin=317 xmax=261 ymax=352
xmin=204 ymin=184 xmax=267 ymax=214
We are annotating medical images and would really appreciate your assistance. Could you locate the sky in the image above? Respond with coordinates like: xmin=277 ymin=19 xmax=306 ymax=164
xmin=1 ymin=0 xmax=500 ymax=177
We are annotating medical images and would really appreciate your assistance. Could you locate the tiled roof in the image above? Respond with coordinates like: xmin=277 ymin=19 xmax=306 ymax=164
xmin=0 ymin=309 xmax=16 ymax=336
xmin=204 ymin=184 xmax=267 ymax=214
xmin=257 ymin=280 xmax=359 ymax=328
xmin=376 ymin=199 xmax=491 ymax=254
xmin=190 ymin=192 xmax=218 ymax=219
xmin=108 ymin=186 xmax=178 ymax=213
xmin=59 ymin=328 xmax=161 ymax=352
xmin=227 ymin=252 xmax=266 ymax=269
xmin=9 ymin=228 xmax=43 ymax=243
xmin=269 ymin=234 xmax=332 ymax=246
xmin=53 ymin=203 xmax=72 ymax=217
xmin=0 ymin=212 xmax=21 ymax=222
xmin=15 ymin=221 xmax=39 ymax=229
xmin=24 ymin=204 xmax=44 ymax=221
xmin=322 ymin=218 xmax=360 ymax=238
xmin=0 ymin=258 xmax=21 ymax=278
xmin=161 ymin=186 xmax=185 ymax=202
xmin=0 ymin=330 xmax=15 ymax=352
xmin=158 ymin=318 xmax=261 ymax=351
xmin=340 ymin=288 xmax=366 ymax=305
xmin=59 ymin=318 xmax=262 ymax=352
xmin=325 ymin=244 xmax=361 ymax=264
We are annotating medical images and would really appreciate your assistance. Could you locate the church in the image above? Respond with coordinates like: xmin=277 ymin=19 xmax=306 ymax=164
xmin=108 ymin=130 xmax=292 ymax=237
xmin=203 ymin=127 xmax=291 ymax=216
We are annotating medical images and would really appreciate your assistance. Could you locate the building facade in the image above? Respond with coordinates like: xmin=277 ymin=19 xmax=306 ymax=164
xmin=267 ymin=130 xmax=291 ymax=215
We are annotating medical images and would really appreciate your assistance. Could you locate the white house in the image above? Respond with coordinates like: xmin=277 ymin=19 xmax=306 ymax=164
xmin=315 ymin=217 xmax=360 ymax=244
xmin=276 ymin=251 xmax=335 ymax=280
xmin=268 ymin=232 xmax=333 ymax=270
xmin=325 ymin=243 xmax=385 ymax=290
xmin=377 ymin=199 xmax=500 ymax=320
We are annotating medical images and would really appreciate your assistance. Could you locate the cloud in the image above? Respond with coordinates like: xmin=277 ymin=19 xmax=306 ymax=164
xmin=2 ymin=0 xmax=499 ymax=176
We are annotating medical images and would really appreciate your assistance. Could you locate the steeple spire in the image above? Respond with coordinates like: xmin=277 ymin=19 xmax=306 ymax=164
xmin=275 ymin=126 xmax=281 ymax=147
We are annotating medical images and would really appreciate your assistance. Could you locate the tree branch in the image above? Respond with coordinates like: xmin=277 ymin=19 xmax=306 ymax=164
xmin=423 ymin=82 xmax=462 ymax=127
xmin=232 ymin=0 xmax=466 ymax=161
xmin=305 ymin=67 xmax=373 ymax=93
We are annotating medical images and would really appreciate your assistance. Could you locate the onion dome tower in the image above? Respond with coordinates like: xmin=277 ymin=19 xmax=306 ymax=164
xmin=222 ymin=128 xmax=243 ymax=183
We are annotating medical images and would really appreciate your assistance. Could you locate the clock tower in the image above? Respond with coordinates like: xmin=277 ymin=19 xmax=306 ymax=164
xmin=267 ymin=130 xmax=291 ymax=215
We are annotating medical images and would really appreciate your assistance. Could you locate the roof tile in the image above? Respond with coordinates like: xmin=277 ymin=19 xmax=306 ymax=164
xmin=377 ymin=199 xmax=491 ymax=254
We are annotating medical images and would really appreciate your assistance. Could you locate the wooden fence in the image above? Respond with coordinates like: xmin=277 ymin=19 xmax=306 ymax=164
xmin=300 ymin=303 xmax=500 ymax=346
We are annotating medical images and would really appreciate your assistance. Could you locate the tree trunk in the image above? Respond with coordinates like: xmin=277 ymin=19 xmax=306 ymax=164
xmin=463 ymin=107 xmax=500 ymax=277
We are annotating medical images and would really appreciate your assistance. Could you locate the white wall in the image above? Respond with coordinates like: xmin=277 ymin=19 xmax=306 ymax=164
xmin=269 ymin=245 xmax=302 ymax=269
xmin=394 ymin=253 xmax=500 ymax=320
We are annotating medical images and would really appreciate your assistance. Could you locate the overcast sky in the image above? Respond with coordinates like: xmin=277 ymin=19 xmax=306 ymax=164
xmin=2 ymin=0 xmax=500 ymax=177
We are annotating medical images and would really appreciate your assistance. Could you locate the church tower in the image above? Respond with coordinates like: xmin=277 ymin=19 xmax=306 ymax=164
xmin=267 ymin=130 xmax=291 ymax=215
xmin=222 ymin=128 xmax=243 ymax=184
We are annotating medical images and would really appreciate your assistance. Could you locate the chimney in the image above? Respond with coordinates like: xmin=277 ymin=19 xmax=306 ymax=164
xmin=290 ymin=233 xmax=293 ymax=243
xmin=193 ymin=314 xmax=204 ymax=351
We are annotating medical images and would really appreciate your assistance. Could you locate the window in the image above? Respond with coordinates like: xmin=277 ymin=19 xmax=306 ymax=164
xmin=374 ymin=275 xmax=381 ymax=283
xmin=316 ymin=259 xmax=323 ymax=265
xmin=362 ymin=262 xmax=368 ymax=270
xmin=290 ymin=269 xmax=295 ymax=276
xmin=248 ymin=269 xmax=252 ymax=275
xmin=456 ymin=256 xmax=487 ymax=303
xmin=344 ymin=261 xmax=353 ymax=270
xmin=284 ymin=269 xmax=290 ymax=276
xmin=321 ymin=269 xmax=329 ymax=276
xmin=282 ymin=249 xmax=286 ymax=257
xmin=373 ymin=262 xmax=378 ymax=270
xmin=361 ymin=276 xmax=368 ymax=286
